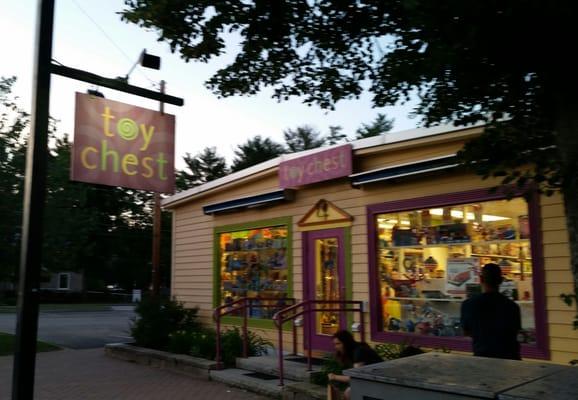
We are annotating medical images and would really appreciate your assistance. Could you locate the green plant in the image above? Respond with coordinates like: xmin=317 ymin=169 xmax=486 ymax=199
xmin=130 ymin=296 xmax=200 ymax=350
xmin=374 ymin=342 xmax=424 ymax=360
xmin=310 ymin=356 xmax=342 ymax=386
xmin=189 ymin=328 xmax=217 ymax=360
xmin=220 ymin=328 xmax=271 ymax=365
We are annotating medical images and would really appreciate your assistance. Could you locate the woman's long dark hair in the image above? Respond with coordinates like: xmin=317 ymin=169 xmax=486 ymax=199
xmin=333 ymin=330 xmax=357 ymax=366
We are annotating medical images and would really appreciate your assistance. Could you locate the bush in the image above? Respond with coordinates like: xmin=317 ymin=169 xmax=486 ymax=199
xmin=169 ymin=328 xmax=217 ymax=359
xmin=374 ymin=342 xmax=423 ymax=360
xmin=130 ymin=296 xmax=200 ymax=350
xmin=310 ymin=357 xmax=342 ymax=386
xmin=168 ymin=326 xmax=273 ymax=366
xmin=217 ymin=327 xmax=274 ymax=366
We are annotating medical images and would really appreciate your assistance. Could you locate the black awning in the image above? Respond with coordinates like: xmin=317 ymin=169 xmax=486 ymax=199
xmin=203 ymin=189 xmax=294 ymax=215
xmin=350 ymin=154 xmax=459 ymax=186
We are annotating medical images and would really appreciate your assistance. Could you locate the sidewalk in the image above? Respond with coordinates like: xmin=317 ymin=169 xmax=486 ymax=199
xmin=0 ymin=348 xmax=270 ymax=400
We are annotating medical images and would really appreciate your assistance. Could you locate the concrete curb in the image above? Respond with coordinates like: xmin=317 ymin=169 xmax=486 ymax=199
xmin=104 ymin=343 xmax=217 ymax=379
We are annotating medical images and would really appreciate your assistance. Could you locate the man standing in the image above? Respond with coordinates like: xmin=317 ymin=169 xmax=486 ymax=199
xmin=460 ymin=263 xmax=522 ymax=360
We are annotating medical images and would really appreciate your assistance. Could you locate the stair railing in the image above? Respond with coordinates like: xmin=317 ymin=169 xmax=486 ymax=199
xmin=213 ymin=296 xmax=296 ymax=370
xmin=272 ymin=299 xmax=365 ymax=386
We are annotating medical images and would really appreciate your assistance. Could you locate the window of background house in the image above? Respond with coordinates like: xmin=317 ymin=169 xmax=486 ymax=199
xmin=58 ymin=273 xmax=70 ymax=290
xmin=376 ymin=197 xmax=535 ymax=344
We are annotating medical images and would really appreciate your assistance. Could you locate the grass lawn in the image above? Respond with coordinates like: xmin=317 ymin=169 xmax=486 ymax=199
xmin=0 ymin=333 xmax=60 ymax=356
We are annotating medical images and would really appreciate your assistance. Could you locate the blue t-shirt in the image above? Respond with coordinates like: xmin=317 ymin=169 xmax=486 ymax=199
xmin=461 ymin=292 xmax=521 ymax=360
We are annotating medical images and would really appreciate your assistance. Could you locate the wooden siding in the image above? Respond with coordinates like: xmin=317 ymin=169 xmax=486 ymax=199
xmin=169 ymin=133 xmax=575 ymax=365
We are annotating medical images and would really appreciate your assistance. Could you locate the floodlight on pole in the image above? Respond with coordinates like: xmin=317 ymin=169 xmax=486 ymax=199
xmin=123 ymin=49 xmax=161 ymax=81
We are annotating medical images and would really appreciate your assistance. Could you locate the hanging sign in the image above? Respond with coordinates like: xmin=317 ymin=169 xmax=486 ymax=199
xmin=279 ymin=144 xmax=352 ymax=188
xmin=71 ymin=93 xmax=175 ymax=193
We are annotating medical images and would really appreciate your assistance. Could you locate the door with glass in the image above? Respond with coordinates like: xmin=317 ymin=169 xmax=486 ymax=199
xmin=303 ymin=228 xmax=346 ymax=351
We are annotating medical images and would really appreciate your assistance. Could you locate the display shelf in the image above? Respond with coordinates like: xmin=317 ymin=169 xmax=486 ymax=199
xmin=471 ymin=253 xmax=532 ymax=261
xmin=223 ymin=247 xmax=282 ymax=253
xmin=379 ymin=238 xmax=529 ymax=251
xmin=387 ymin=296 xmax=462 ymax=302
xmin=387 ymin=296 xmax=534 ymax=305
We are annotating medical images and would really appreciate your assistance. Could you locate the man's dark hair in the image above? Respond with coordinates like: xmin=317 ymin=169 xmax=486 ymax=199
xmin=481 ymin=263 xmax=503 ymax=288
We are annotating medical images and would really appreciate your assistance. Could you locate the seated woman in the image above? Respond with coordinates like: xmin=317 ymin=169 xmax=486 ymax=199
xmin=327 ymin=330 xmax=383 ymax=400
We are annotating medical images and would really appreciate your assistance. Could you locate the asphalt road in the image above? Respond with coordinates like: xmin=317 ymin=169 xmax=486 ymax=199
xmin=0 ymin=307 xmax=135 ymax=349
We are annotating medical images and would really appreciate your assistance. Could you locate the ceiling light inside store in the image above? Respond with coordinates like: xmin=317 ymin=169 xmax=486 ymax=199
xmin=429 ymin=209 xmax=509 ymax=222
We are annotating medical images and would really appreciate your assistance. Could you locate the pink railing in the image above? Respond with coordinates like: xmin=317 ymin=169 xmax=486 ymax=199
xmin=272 ymin=299 xmax=365 ymax=386
xmin=212 ymin=297 xmax=296 ymax=369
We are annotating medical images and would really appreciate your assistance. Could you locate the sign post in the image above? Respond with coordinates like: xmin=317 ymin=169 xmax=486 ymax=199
xmin=12 ymin=1 xmax=54 ymax=399
xmin=12 ymin=3 xmax=183 ymax=398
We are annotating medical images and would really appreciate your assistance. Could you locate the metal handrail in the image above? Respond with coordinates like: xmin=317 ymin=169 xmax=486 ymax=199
xmin=213 ymin=297 xmax=296 ymax=369
xmin=272 ymin=299 xmax=365 ymax=386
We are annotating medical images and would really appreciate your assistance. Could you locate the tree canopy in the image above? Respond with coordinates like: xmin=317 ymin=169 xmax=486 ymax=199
xmin=355 ymin=113 xmax=394 ymax=139
xmin=0 ymin=77 xmax=171 ymax=294
xmin=231 ymin=135 xmax=285 ymax=172
xmin=122 ymin=0 xmax=578 ymax=321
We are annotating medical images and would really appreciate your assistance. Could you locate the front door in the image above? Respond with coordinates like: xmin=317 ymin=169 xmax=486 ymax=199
xmin=304 ymin=228 xmax=346 ymax=351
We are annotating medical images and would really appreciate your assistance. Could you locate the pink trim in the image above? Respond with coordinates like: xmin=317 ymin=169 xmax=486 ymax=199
xmin=366 ymin=187 xmax=549 ymax=359
xmin=302 ymin=228 xmax=347 ymax=352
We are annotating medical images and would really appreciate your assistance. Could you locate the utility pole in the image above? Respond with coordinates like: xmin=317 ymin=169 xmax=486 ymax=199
xmin=151 ymin=80 xmax=166 ymax=296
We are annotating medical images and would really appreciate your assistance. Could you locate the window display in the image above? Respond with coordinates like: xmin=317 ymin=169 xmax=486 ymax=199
xmin=219 ymin=226 xmax=288 ymax=319
xmin=376 ymin=197 xmax=535 ymax=343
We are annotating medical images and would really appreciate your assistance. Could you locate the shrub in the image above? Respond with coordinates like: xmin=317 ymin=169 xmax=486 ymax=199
xmin=218 ymin=327 xmax=274 ymax=366
xmin=374 ymin=342 xmax=423 ymax=360
xmin=130 ymin=296 xmax=200 ymax=350
xmin=310 ymin=357 xmax=342 ymax=386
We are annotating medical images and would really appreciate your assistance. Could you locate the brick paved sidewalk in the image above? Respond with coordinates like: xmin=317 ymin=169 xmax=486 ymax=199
xmin=0 ymin=348 xmax=269 ymax=400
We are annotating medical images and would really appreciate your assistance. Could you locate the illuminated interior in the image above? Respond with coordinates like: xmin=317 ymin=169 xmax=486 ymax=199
xmin=315 ymin=237 xmax=340 ymax=336
xmin=376 ymin=197 xmax=536 ymax=342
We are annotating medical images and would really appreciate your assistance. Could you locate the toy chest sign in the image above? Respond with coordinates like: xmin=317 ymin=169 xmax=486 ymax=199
xmin=71 ymin=93 xmax=175 ymax=193
xmin=279 ymin=144 xmax=352 ymax=188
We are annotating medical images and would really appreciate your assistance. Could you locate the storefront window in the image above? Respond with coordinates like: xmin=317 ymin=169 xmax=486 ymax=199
xmin=376 ymin=197 xmax=536 ymax=343
xmin=219 ymin=225 xmax=288 ymax=319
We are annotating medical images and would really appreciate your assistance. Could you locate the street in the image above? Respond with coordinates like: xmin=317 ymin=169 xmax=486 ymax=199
xmin=0 ymin=307 xmax=135 ymax=349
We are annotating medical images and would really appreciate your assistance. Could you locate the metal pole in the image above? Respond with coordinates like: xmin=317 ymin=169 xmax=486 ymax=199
xmin=242 ymin=298 xmax=248 ymax=358
xmin=215 ymin=311 xmax=222 ymax=370
xmin=151 ymin=80 xmax=165 ymax=296
xmin=278 ymin=317 xmax=284 ymax=386
xmin=12 ymin=0 xmax=54 ymax=398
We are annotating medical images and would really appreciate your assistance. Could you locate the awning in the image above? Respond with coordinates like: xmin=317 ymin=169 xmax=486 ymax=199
xmin=203 ymin=189 xmax=295 ymax=215
xmin=350 ymin=154 xmax=459 ymax=187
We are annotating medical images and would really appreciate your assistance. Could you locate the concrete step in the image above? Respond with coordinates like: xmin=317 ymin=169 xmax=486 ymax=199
xmin=236 ymin=354 xmax=324 ymax=382
xmin=282 ymin=382 xmax=327 ymax=400
xmin=210 ymin=368 xmax=296 ymax=399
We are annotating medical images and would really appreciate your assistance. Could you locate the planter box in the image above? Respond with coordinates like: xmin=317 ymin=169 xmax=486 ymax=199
xmin=105 ymin=343 xmax=217 ymax=379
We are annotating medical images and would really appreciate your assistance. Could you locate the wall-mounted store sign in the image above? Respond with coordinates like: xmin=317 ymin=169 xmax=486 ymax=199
xmin=279 ymin=144 xmax=352 ymax=188
xmin=71 ymin=93 xmax=175 ymax=193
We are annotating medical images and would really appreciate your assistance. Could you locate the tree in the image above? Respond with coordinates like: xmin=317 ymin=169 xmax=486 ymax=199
xmin=283 ymin=125 xmax=325 ymax=152
xmin=122 ymin=1 xmax=578 ymax=322
xmin=176 ymin=147 xmax=228 ymax=190
xmin=0 ymin=77 xmax=169 ymax=294
xmin=0 ymin=77 xmax=28 ymax=288
xmin=355 ymin=113 xmax=394 ymax=139
xmin=231 ymin=135 xmax=284 ymax=172
xmin=325 ymin=125 xmax=347 ymax=145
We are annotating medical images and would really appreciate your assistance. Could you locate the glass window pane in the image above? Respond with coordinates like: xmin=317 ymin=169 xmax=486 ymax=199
xmin=315 ymin=238 xmax=340 ymax=336
xmin=376 ymin=197 xmax=535 ymax=343
xmin=219 ymin=225 xmax=288 ymax=319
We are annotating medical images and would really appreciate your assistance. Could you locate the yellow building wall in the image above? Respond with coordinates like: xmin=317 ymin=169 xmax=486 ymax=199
xmin=168 ymin=131 xmax=576 ymax=364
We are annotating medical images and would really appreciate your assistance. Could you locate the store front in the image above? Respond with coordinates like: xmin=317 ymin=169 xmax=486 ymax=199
xmin=163 ymin=124 xmax=576 ymax=364
xmin=367 ymin=188 xmax=547 ymax=359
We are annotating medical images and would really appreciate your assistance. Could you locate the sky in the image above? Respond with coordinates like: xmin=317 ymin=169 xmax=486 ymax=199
xmin=0 ymin=0 xmax=419 ymax=168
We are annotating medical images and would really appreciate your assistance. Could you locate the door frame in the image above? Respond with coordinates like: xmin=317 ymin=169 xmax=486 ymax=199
xmin=302 ymin=227 xmax=351 ymax=352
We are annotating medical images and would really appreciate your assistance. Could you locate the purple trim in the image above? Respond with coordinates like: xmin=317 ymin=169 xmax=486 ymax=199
xmin=303 ymin=228 xmax=346 ymax=352
xmin=366 ymin=187 xmax=550 ymax=359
